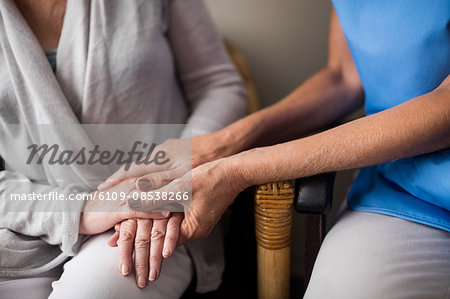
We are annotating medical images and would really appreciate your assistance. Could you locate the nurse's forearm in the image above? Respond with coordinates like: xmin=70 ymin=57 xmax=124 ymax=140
xmin=214 ymin=67 xmax=364 ymax=157
xmin=213 ymin=10 xmax=364 ymax=158
xmin=229 ymin=78 xmax=450 ymax=186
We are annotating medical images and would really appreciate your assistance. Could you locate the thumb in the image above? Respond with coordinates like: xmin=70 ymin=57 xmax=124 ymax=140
xmin=125 ymin=195 xmax=170 ymax=213
xmin=136 ymin=170 xmax=176 ymax=191
xmin=107 ymin=230 xmax=120 ymax=247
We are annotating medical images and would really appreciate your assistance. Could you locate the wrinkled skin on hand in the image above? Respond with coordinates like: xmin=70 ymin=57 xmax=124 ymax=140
xmin=79 ymin=181 xmax=168 ymax=235
xmin=98 ymin=134 xmax=229 ymax=192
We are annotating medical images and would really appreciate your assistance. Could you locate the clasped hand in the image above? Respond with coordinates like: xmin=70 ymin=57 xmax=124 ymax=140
xmin=93 ymin=137 xmax=248 ymax=289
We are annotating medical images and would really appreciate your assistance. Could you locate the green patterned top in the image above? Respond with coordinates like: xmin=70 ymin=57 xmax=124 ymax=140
xmin=44 ymin=48 xmax=57 ymax=72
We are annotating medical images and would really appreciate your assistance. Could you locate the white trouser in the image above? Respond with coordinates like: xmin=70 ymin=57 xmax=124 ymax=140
xmin=0 ymin=231 xmax=193 ymax=299
xmin=305 ymin=210 xmax=450 ymax=299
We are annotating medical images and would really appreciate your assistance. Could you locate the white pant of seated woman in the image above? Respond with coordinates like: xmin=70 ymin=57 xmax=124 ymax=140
xmin=0 ymin=231 xmax=193 ymax=299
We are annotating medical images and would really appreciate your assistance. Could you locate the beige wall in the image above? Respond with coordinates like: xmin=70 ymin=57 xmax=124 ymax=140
xmin=204 ymin=0 xmax=361 ymax=289
xmin=204 ymin=0 xmax=332 ymax=107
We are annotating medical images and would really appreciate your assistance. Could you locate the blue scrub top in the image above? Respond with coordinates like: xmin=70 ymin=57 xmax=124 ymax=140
xmin=331 ymin=0 xmax=450 ymax=231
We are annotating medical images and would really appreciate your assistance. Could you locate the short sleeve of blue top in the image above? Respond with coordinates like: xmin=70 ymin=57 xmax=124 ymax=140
xmin=331 ymin=0 xmax=450 ymax=231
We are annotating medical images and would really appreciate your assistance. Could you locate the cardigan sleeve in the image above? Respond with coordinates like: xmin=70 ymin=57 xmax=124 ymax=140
xmin=0 ymin=170 xmax=86 ymax=257
xmin=168 ymin=0 xmax=247 ymax=138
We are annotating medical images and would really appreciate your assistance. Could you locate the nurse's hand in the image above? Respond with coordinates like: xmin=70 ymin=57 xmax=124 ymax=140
xmin=97 ymin=134 xmax=230 ymax=191
xmin=107 ymin=213 xmax=184 ymax=289
xmin=126 ymin=158 xmax=249 ymax=245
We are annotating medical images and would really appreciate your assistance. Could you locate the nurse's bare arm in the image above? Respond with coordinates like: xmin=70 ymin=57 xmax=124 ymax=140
xmin=212 ymin=9 xmax=364 ymax=156
xmin=229 ymin=73 xmax=450 ymax=183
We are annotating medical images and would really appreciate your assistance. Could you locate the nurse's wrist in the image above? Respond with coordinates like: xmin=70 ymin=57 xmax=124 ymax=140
xmin=192 ymin=128 xmax=244 ymax=166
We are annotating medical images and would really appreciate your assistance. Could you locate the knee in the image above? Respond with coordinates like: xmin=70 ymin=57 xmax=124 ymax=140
xmin=49 ymin=232 xmax=125 ymax=298
xmin=304 ymin=211 xmax=450 ymax=299
xmin=303 ymin=213 xmax=384 ymax=299
xmin=49 ymin=253 xmax=135 ymax=299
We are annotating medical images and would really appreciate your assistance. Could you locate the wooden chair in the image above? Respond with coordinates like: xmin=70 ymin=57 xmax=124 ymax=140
xmin=224 ymin=39 xmax=260 ymax=114
xmin=226 ymin=41 xmax=336 ymax=298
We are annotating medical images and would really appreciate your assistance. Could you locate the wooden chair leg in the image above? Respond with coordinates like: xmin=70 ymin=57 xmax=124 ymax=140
xmin=255 ymin=181 xmax=294 ymax=299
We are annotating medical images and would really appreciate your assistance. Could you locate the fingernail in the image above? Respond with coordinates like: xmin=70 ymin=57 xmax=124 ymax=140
xmin=138 ymin=276 xmax=147 ymax=288
xmin=127 ymin=197 xmax=142 ymax=209
xmin=97 ymin=183 xmax=105 ymax=190
xmin=149 ymin=269 xmax=157 ymax=281
xmin=162 ymin=211 xmax=171 ymax=217
xmin=121 ymin=264 xmax=130 ymax=276
xmin=137 ymin=178 xmax=152 ymax=191
xmin=163 ymin=248 xmax=171 ymax=258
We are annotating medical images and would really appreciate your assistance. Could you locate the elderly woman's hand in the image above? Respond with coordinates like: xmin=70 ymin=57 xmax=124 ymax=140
xmin=79 ymin=181 xmax=170 ymax=236
xmin=107 ymin=213 xmax=184 ymax=289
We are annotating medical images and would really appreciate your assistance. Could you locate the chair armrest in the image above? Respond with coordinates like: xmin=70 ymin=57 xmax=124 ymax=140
xmin=294 ymin=173 xmax=336 ymax=215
